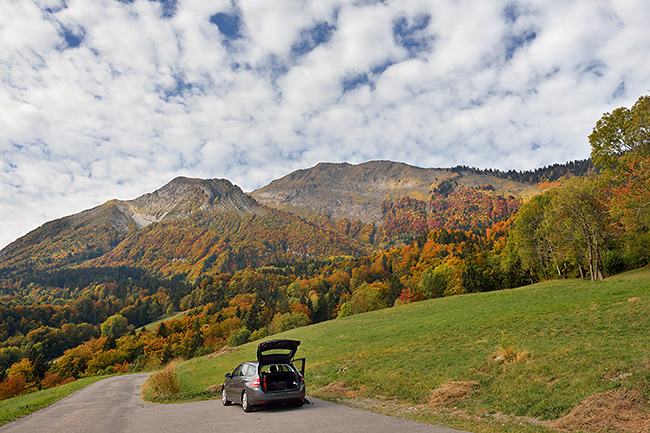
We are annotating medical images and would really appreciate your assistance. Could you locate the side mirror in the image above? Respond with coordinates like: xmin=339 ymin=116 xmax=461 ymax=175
xmin=224 ymin=373 xmax=231 ymax=379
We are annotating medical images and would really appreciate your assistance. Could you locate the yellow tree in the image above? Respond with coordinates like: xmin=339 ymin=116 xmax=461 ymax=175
xmin=547 ymin=177 xmax=615 ymax=281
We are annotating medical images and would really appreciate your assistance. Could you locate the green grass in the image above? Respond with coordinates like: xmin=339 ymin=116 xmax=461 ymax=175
xmin=137 ymin=311 xmax=187 ymax=331
xmin=174 ymin=268 xmax=650 ymax=433
xmin=0 ymin=376 xmax=107 ymax=426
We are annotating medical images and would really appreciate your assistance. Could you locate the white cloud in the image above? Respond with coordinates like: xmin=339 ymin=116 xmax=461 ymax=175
xmin=1 ymin=0 xmax=650 ymax=248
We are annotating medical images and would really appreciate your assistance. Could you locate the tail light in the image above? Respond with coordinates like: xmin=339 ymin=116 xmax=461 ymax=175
xmin=252 ymin=378 xmax=261 ymax=387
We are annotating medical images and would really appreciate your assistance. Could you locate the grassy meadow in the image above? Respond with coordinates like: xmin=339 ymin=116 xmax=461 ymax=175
xmin=175 ymin=268 xmax=650 ymax=432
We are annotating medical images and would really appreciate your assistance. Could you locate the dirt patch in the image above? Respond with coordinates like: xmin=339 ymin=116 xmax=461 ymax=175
xmin=207 ymin=345 xmax=238 ymax=358
xmin=545 ymin=389 xmax=650 ymax=433
xmin=205 ymin=383 xmax=223 ymax=393
xmin=342 ymin=396 xmax=429 ymax=418
xmin=429 ymin=381 xmax=480 ymax=408
xmin=312 ymin=381 xmax=358 ymax=398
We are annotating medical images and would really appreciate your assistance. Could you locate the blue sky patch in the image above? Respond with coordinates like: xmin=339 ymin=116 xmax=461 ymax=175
xmin=116 ymin=0 xmax=176 ymax=16
xmin=151 ymin=0 xmax=177 ymax=18
xmin=291 ymin=22 xmax=336 ymax=57
xmin=371 ymin=60 xmax=396 ymax=76
xmin=342 ymin=73 xmax=371 ymax=92
xmin=505 ymin=30 xmax=537 ymax=60
xmin=613 ymin=81 xmax=626 ymax=99
xmin=157 ymin=75 xmax=194 ymax=101
xmin=210 ymin=11 xmax=243 ymax=40
xmin=503 ymin=3 xmax=522 ymax=23
xmin=393 ymin=14 xmax=432 ymax=58
xmin=60 ymin=26 xmax=84 ymax=49
xmin=581 ymin=60 xmax=607 ymax=77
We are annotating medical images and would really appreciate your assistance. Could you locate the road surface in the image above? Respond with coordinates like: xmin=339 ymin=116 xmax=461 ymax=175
xmin=0 ymin=374 xmax=471 ymax=433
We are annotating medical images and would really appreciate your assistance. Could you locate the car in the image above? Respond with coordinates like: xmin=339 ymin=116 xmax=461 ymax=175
xmin=221 ymin=339 xmax=306 ymax=412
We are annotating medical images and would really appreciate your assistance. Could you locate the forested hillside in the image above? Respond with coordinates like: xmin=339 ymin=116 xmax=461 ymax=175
xmin=1 ymin=95 xmax=648 ymax=402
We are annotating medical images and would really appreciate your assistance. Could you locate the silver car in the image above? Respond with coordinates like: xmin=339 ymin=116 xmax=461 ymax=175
xmin=221 ymin=339 xmax=306 ymax=412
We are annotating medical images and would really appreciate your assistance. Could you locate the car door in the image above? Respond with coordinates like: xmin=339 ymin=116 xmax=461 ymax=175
xmin=292 ymin=358 xmax=306 ymax=376
xmin=226 ymin=364 xmax=244 ymax=402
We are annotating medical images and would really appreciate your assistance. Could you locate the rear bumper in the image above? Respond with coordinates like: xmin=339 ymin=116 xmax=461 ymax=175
xmin=247 ymin=385 xmax=306 ymax=406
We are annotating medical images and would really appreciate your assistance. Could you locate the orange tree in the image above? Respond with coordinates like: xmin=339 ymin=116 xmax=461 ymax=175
xmin=590 ymin=95 xmax=650 ymax=265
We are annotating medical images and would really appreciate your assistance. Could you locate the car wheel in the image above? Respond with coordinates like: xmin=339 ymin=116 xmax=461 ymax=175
xmin=242 ymin=391 xmax=253 ymax=412
xmin=221 ymin=387 xmax=231 ymax=406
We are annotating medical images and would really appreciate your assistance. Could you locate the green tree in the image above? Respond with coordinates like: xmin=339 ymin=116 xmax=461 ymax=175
xmin=511 ymin=192 xmax=558 ymax=280
xmin=418 ymin=264 xmax=453 ymax=298
xmin=337 ymin=282 xmax=387 ymax=318
xmin=100 ymin=314 xmax=128 ymax=338
xmin=28 ymin=347 xmax=49 ymax=383
xmin=228 ymin=327 xmax=251 ymax=347
xmin=546 ymin=177 xmax=615 ymax=281
xmin=590 ymin=95 xmax=650 ymax=172
xmin=269 ymin=312 xmax=310 ymax=333
xmin=156 ymin=322 xmax=169 ymax=338
xmin=243 ymin=299 xmax=263 ymax=331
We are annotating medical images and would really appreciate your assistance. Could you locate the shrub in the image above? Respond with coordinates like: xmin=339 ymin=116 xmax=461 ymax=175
xmin=250 ymin=327 xmax=269 ymax=341
xmin=228 ymin=327 xmax=251 ymax=347
xmin=41 ymin=371 xmax=75 ymax=390
xmin=142 ymin=360 xmax=180 ymax=400
xmin=269 ymin=312 xmax=310 ymax=333
xmin=493 ymin=331 xmax=531 ymax=364
xmin=0 ymin=374 xmax=32 ymax=400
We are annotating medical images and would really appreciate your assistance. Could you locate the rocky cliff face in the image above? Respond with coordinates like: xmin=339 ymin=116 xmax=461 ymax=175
xmin=250 ymin=161 xmax=441 ymax=223
xmin=115 ymin=177 xmax=265 ymax=229
xmin=250 ymin=160 xmax=538 ymax=223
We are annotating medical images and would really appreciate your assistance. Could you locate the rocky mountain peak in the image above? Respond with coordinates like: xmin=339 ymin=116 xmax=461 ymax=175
xmin=118 ymin=177 xmax=265 ymax=229
xmin=250 ymin=160 xmax=449 ymax=223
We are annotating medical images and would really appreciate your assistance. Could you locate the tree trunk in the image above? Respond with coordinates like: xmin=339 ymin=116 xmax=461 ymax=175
xmin=548 ymin=242 xmax=562 ymax=277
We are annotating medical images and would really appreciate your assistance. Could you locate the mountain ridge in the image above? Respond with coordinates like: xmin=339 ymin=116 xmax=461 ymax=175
xmin=0 ymin=160 xmax=583 ymax=277
xmin=250 ymin=160 xmax=542 ymax=223
xmin=0 ymin=177 xmax=267 ymax=272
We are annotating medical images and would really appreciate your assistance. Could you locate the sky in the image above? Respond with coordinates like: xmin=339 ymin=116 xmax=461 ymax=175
xmin=1 ymin=0 xmax=650 ymax=249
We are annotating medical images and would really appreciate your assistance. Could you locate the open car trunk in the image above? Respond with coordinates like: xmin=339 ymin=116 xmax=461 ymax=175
xmin=257 ymin=339 xmax=304 ymax=392
xmin=260 ymin=363 xmax=301 ymax=392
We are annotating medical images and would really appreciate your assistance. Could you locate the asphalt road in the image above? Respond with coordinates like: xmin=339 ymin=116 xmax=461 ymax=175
xmin=0 ymin=374 xmax=471 ymax=433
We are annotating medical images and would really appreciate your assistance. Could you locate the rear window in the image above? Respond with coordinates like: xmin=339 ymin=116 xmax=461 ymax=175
xmin=260 ymin=364 xmax=292 ymax=374
xmin=261 ymin=348 xmax=294 ymax=357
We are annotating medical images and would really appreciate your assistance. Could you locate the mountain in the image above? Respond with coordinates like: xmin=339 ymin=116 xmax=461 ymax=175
xmin=0 ymin=177 xmax=364 ymax=279
xmin=115 ymin=177 xmax=265 ymax=228
xmin=0 ymin=160 xmax=573 ymax=281
xmin=250 ymin=160 xmax=541 ymax=224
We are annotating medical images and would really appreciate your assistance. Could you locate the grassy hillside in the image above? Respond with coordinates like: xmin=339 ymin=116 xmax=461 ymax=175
xmin=175 ymin=268 xmax=650 ymax=432
xmin=136 ymin=311 xmax=187 ymax=331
